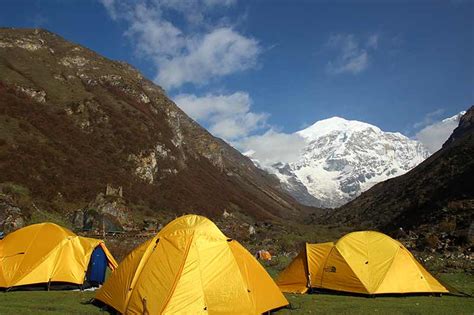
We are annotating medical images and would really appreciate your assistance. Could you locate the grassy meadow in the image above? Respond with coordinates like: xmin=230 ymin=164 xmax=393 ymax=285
xmin=0 ymin=273 xmax=472 ymax=314
xmin=1 ymin=221 xmax=472 ymax=314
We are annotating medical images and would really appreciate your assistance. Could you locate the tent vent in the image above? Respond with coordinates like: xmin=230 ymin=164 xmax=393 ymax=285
xmin=152 ymin=238 xmax=160 ymax=251
xmin=227 ymin=239 xmax=233 ymax=242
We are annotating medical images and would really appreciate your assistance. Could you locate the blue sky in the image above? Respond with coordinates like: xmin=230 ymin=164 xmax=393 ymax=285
xmin=1 ymin=0 xmax=473 ymax=158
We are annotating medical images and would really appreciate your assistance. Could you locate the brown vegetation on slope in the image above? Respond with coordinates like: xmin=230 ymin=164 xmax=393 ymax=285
xmin=328 ymin=107 xmax=474 ymax=236
xmin=0 ymin=28 xmax=309 ymax=223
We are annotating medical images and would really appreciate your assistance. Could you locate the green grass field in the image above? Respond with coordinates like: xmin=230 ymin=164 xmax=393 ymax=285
xmin=0 ymin=273 xmax=472 ymax=314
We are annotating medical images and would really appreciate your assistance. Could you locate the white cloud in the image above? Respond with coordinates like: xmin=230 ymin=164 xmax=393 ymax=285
xmin=99 ymin=0 xmax=119 ymax=20
xmin=367 ymin=34 xmax=379 ymax=49
xmin=326 ymin=33 xmax=378 ymax=75
xmin=236 ymin=129 xmax=307 ymax=166
xmin=156 ymin=28 xmax=260 ymax=89
xmin=174 ymin=91 xmax=250 ymax=120
xmin=210 ymin=112 xmax=268 ymax=140
xmin=415 ymin=112 xmax=463 ymax=153
xmin=173 ymin=92 xmax=268 ymax=140
xmin=160 ymin=0 xmax=236 ymax=25
xmin=174 ymin=92 xmax=307 ymax=163
xmin=413 ymin=108 xmax=444 ymax=129
xmin=100 ymin=0 xmax=260 ymax=90
xmin=125 ymin=5 xmax=185 ymax=60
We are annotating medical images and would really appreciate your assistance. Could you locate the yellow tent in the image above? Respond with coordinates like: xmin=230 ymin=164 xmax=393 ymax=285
xmin=277 ymin=231 xmax=448 ymax=295
xmin=0 ymin=222 xmax=117 ymax=289
xmin=95 ymin=214 xmax=289 ymax=314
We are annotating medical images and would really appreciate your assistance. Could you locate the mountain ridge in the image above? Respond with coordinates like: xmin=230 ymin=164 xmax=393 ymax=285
xmin=262 ymin=116 xmax=430 ymax=208
xmin=326 ymin=106 xmax=474 ymax=235
xmin=0 ymin=28 xmax=308 ymax=223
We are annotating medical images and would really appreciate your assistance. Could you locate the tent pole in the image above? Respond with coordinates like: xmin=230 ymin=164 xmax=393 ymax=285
xmin=102 ymin=215 xmax=106 ymax=239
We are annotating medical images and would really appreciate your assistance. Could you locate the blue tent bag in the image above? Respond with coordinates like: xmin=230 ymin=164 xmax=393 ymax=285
xmin=86 ymin=246 xmax=107 ymax=285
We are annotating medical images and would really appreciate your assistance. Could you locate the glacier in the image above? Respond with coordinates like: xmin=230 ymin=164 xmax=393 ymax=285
xmin=261 ymin=117 xmax=430 ymax=208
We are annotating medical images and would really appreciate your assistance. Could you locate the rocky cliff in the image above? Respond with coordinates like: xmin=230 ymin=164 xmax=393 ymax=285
xmin=0 ymin=28 xmax=307 ymax=225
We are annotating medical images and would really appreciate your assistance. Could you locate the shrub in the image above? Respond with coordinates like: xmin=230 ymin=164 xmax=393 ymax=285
xmin=438 ymin=219 xmax=456 ymax=233
xmin=424 ymin=234 xmax=440 ymax=248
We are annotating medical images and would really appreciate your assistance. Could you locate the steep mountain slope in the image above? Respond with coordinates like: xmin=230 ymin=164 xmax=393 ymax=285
xmin=444 ymin=110 xmax=472 ymax=147
xmin=0 ymin=28 xmax=306 ymax=221
xmin=416 ymin=111 xmax=465 ymax=153
xmin=267 ymin=162 xmax=323 ymax=208
xmin=328 ymin=106 xmax=474 ymax=234
xmin=267 ymin=117 xmax=429 ymax=208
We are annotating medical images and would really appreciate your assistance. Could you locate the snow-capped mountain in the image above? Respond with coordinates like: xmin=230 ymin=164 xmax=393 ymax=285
xmin=416 ymin=111 xmax=466 ymax=153
xmin=266 ymin=117 xmax=430 ymax=208
xmin=443 ymin=111 xmax=466 ymax=124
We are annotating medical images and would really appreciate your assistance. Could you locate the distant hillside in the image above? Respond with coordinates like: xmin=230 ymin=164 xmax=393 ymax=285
xmin=327 ymin=106 xmax=474 ymax=236
xmin=0 ymin=28 xmax=308 ymax=223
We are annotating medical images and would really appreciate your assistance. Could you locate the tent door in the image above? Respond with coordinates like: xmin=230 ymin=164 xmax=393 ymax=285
xmin=86 ymin=246 xmax=107 ymax=285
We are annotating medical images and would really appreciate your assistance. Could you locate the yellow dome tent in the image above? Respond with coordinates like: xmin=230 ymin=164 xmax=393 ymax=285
xmin=95 ymin=214 xmax=289 ymax=314
xmin=276 ymin=231 xmax=449 ymax=295
xmin=0 ymin=222 xmax=117 ymax=289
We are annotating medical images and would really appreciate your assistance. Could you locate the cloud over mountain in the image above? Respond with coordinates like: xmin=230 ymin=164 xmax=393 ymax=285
xmin=174 ymin=92 xmax=268 ymax=140
xmin=238 ymin=129 xmax=306 ymax=166
xmin=416 ymin=111 xmax=465 ymax=153
xmin=100 ymin=0 xmax=260 ymax=89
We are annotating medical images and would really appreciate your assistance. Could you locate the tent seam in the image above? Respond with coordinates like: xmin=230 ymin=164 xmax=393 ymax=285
xmin=7 ymin=222 xmax=45 ymax=286
xmin=304 ymin=243 xmax=310 ymax=288
xmin=8 ymin=224 xmax=75 ymax=286
xmin=12 ymin=236 xmax=89 ymax=286
xmin=335 ymin=246 xmax=370 ymax=294
xmin=406 ymin=249 xmax=445 ymax=293
xmin=318 ymin=246 xmax=335 ymax=289
xmin=98 ymin=242 xmax=118 ymax=269
xmin=229 ymin=242 xmax=255 ymax=311
xmin=194 ymin=237 xmax=209 ymax=311
xmin=48 ymin=237 xmax=73 ymax=283
xmin=122 ymin=235 xmax=160 ymax=312
xmin=373 ymin=246 xmax=401 ymax=293
xmin=159 ymin=233 xmax=194 ymax=314
xmin=366 ymin=232 xmax=371 ymax=291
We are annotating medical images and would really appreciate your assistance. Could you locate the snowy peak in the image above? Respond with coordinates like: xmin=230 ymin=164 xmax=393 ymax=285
xmin=415 ymin=110 xmax=466 ymax=153
xmin=442 ymin=111 xmax=466 ymax=123
xmin=267 ymin=116 xmax=431 ymax=208
xmin=297 ymin=116 xmax=381 ymax=140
